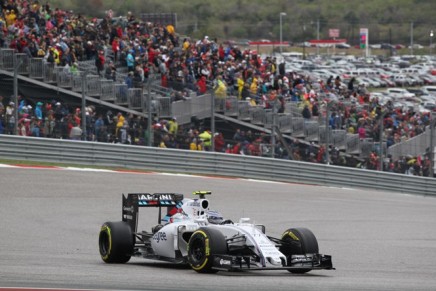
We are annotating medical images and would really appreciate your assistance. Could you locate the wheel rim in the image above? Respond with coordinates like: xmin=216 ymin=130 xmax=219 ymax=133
xmin=190 ymin=236 xmax=206 ymax=264
xmin=99 ymin=231 xmax=110 ymax=256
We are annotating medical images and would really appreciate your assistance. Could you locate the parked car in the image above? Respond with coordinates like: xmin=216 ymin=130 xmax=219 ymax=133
xmin=419 ymin=75 xmax=436 ymax=85
xmin=335 ymin=43 xmax=351 ymax=49
xmin=408 ymin=75 xmax=424 ymax=86
xmin=421 ymin=86 xmax=436 ymax=96
xmin=386 ymin=88 xmax=416 ymax=99
xmin=421 ymin=102 xmax=436 ymax=112
xmin=379 ymin=78 xmax=396 ymax=87
xmin=392 ymin=75 xmax=414 ymax=87
xmin=408 ymin=44 xmax=424 ymax=49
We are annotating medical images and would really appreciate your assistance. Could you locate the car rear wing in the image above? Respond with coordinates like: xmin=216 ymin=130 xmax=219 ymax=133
xmin=122 ymin=193 xmax=184 ymax=232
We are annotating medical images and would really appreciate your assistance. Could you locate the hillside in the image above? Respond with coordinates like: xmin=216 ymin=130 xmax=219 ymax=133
xmin=48 ymin=0 xmax=434 ymax=45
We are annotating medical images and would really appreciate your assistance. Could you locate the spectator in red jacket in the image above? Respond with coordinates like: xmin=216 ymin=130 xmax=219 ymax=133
xmin=214 ymin=132 xmax=225 ymax=152
xmin=197 ymin=76 xmax=207 ymax=94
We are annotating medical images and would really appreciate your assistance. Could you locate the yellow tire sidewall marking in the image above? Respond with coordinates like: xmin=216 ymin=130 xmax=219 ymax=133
xmin=283 ymin=230 xmax=299 ymax=241
xmin=100 ymin=225 xmax=112 ymax=260
xmin=191 ymin=230 xmax=210 ymax=271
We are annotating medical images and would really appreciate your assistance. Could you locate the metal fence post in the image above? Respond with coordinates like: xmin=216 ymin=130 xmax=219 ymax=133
xmin=147 ymin=78 xmax=152 ymax=147
xmin=13 ymin=58 xmax=23 ymax=135
xmin=379 ymin=111 xmax=387 ymax=171
xmin=81 ymin=72 xmax=87 ymax=140
xmin=211 ymin=90 xmax=215 ymax=152
xmin=430 ymin=118 xmax=435 ymax=177
xmin=325 ymin=102 xmax=330 ymax=165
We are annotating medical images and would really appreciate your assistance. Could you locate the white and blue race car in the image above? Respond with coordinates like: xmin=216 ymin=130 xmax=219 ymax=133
xmin=98 ymin=191 xmax=334 ymax=273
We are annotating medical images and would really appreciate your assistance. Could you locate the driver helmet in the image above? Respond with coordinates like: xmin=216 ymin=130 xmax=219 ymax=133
xmin=207 ymin=210 xmax=224 ymax=224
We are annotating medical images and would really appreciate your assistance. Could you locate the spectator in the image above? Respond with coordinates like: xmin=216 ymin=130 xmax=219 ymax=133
xmin=116 ymin=112 xmax=125 ymax=139
xmin=111 ymin=36 xmax=120 ymax=62
xmin=197 ymin=75 xmax=207 ymax=94
xmin=35 ymin=102 xmax=43 ymax=120
xmin=198 ymin=130 xmax=212 ymax=151
xmin=125 ymin=72 xmax=133 ymax=88
xmin=94 ymin=114 xmax=105 ymax=142
xmin=302 ymin=104 xmax=311 ymax=120
xmin=214 ymin=132 xmax=225 ymax=152
xmin=1 ymin=1 xmax=432 ymax=177
xmin=104 ymin=61 xmax=116 ymax=81
xmin=348 ymin=77 xmax=356 ymax=93
xmin=126 ymin=49 xmax=135 ymax=72
xmin=70 ymin=123 xmax=82 ymax=140
xmin=95 ymin=50 xmax=105 ymax=76
xmin=167 ymin=117 xmax=178 ymax=137
xmin=5 ymin=101 xmax=15 ymax=134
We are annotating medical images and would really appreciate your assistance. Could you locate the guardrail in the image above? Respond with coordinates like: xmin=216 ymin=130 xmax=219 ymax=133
xmin=0 ymin=47 xmax=432 ymax=160
xmin=1 ymin=135 xmax=435 ymax=196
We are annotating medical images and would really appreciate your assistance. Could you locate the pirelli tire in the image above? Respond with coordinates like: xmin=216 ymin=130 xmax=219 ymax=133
xmin=187 ymin=227 xmax=227 ymax=273
xmin=279 ymin=227 xmax=319 ymax=274
xmin=99 ymin=221 xmax=134 ymax=264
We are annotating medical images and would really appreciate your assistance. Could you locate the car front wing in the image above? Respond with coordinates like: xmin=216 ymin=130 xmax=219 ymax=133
xmin=211 ymin=253 xmax=334 ymax=272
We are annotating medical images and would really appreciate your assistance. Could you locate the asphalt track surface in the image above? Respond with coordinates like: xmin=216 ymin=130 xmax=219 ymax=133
xmin=1 ymin=165 xmax=436 ymax=291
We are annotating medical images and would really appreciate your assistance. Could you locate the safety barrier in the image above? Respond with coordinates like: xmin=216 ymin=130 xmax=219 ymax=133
xmin=86 ymin=75 xmax=101 ymax=96
xmin=214 ymin=97 xmax=224 ymax=112
xmin=291 ymin=117 xmax=304 ymax=138
xmin=72 ymin=73 xmax=84 ymax=92
xmin=304 ymin=121 xmax=319 ymax=141
xmin=128 ymin=88 xmax=143 ymax=109
xmin=387 ymin=128 xmax=435 ymax=159
xmin=100 ymin=80 xmax=115 ymax=101
xmin=55 ymin=67 xmax=73 ymax=88
xmin=259 ymin=143 xmax=273 ymax=157
xmin=157 ymin=96 xmax=171 ymax=117
xmin=346 ymin=134 xmax=361 ymax=154
xmin=360 ymin=138 xmax=375 ymax=158
xmin=14 ymin=53 xmax=29 ymax=74
xmin=0 ymin=135 xmax=434 ymax=196
xmin=318 ymin=126 xmax=329 ymax=144
xmin=29 ymin=58 xmax=44 ymax=79
xmin=2 ymin=47 xmax=429 ymax=162
xmin=224 ymin=97 xmax=238 ymax=117
xmin=285 ymin=101 xmax=303 ymax=117
xmin=78 ymin=59 xmax=97 ymax=75
xmin=237 ymin=101 xmax=250 ymax=121
xmin=373 ymin=142 xmax=387 ymax=157
xmin=43 ymin=62 xmax=56 ymax=83
xmin=115 ymin=84 xmax=128 ymax=105
xmin=0 ymin=49 xmax=14 ymax=70
xmin=191 ymin=94 xmax=212 ymax=120
xmin=332 ymin=130 xmax=347 ymax=150
xmin=264 ymin=110 xmax=273 ymax=129
xmin=277 ymin=114 xmax=292 ymax=134
xmin=171 ymin=99 xmax=191 ymax=125
xmin=211 ymin=96 xmax=224 ymax=113
xmin=250 ymin=106 xmax=265 ymax=125
xmin=115 ymin=71 xmax=127 ymax=84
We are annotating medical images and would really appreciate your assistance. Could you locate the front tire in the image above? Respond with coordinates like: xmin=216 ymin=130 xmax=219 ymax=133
xmin=99 ymin=221 xmax=134 ymax=263
xmin=280 ymin=227 xmax=319 ymax=274
xmin=187 ymin=227 xmax=227 ymax=273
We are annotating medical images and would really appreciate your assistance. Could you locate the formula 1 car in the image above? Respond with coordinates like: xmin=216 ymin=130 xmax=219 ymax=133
xmin=98 ymin=191 xmax=334 ymax=273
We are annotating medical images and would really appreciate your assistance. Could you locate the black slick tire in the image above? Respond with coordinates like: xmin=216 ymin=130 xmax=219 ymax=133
xmin=99 ymin=221 xmax=133 ymax=263
xmin=187 ymin=227 xmax=227 ymax=273
xmin=280 ymin=227 xmax=319 ymax=274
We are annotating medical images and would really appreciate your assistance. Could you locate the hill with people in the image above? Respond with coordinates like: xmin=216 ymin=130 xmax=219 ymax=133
xmin=46 ymin=0 xmax=434 ymax=46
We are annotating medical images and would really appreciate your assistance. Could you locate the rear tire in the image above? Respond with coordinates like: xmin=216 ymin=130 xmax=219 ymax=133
xmin=187 ymin=227 xmax=227 ymax=273
xmin=99 ymin=221 xmax=133 ymax=263
xmin=280 ymin=227 xmax=319 ymax=274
